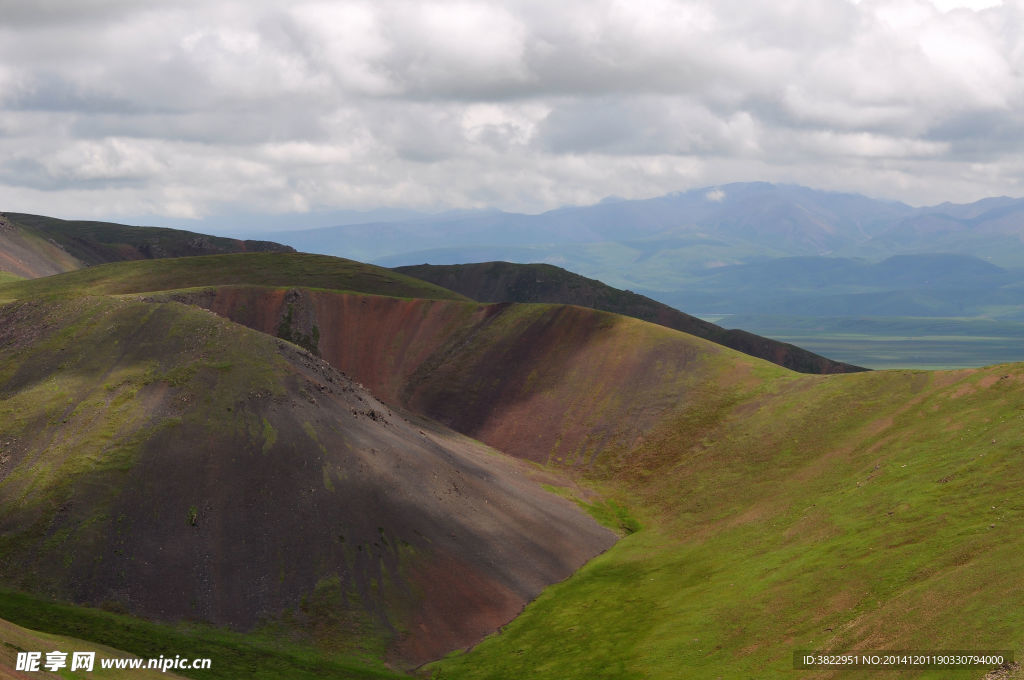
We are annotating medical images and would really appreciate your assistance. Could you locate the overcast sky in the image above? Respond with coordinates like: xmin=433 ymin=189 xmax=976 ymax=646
xmin=0 ymin=0 xmax=1021 ymax=229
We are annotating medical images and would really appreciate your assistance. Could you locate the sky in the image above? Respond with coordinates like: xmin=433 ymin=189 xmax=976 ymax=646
xmin=0 ymin=0 xmax=1022 ymax=230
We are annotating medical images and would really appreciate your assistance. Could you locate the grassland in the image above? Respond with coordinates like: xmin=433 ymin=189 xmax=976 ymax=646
xmin=716 ymin=315 xmax=1024 ymax=369
xmin=3 ymin=212 xmax=292 ymax=266
xmin=430 ymin=364 xmax=1024 ymax=679
xmin=0 ymin=253 xmax=469 ymax=302
xmin=0 ymin=590 xmax=406 ymax=680
xmin=0 ymin=272 xmax=22 ymax=285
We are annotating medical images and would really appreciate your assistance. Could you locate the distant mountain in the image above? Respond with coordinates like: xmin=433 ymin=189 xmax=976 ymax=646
xmin=267 ymin=182 xmax=917 ymax=270
xmin=0 ymin=212 xmax=293 ymax=278
xmin=265 ymin=183 xmax=1024 ymax=296
xmin=861 ymin=199 xmax=1024 ymax=264
xmin=394 ymin=261 xmax=865 ymax=374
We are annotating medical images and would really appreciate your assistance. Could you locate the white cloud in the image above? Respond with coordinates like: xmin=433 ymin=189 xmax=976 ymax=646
xmin=1 ymin=0 xmax=1024 ymax=224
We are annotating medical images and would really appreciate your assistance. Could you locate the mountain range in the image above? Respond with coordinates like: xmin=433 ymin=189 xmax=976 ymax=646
xmin=263 ymin=181 xmax=1024 ymax=286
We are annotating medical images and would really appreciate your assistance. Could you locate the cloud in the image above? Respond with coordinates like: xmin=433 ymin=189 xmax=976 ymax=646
xmin=1 ymin=0 xmax=1024 ymax=225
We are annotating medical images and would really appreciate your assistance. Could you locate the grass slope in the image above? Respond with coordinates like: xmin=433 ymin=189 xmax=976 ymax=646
xmin=0 ymin=590 xmax=404 ymax=680
xmin=431 ymin=364 xmax=1024 ymax=679
xmin=0 ymin=610 xmax=193 ymax=679
xmin=394 ymin=261 xmax=865 ymax=374
xmin=0 ymin=253 xmax=469 ymax=302
xmin=3 ymin=213 xmax=293 ymax=269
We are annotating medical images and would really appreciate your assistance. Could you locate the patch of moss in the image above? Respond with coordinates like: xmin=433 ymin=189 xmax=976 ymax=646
xmin=260 ymin=417 xmax=277 ymax=455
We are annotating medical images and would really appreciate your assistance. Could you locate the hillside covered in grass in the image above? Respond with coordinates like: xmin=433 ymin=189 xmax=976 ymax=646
xmin=0 ymin=252 xmax=469 ymax=303
xmin=0 ymin=213 xmax=293 ymax=279
xmin=430 ymin=361 xmax=1024 ymax=678
xmin=1 ymin=250 xmax=1022 ymax=679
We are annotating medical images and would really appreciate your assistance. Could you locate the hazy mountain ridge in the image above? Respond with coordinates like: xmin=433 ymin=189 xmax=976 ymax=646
xmin=267 ymin=182 xmax=924 ymax=267
xmin=266 ymin=182 xmax=1024 ymax=272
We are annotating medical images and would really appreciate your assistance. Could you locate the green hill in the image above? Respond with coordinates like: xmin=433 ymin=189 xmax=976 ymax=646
xmin=3 ymin=250 xmax=1024 ymax=679
xmin=1 ymin=212 xmax=293 ymax=276
xmin=137 ymin=282 xmax=1024 ymax=678
xmin=428 ymin=361 xmax=1024 ymax=677
xmin=394 ymin=261 xmax=866 ymax=374
xmin=0 ymin=252 xmax=469 ymax=302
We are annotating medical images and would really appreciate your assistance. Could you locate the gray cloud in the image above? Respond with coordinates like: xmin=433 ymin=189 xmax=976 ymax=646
xmin=1 ymin=0 xmax=1023 ymax=225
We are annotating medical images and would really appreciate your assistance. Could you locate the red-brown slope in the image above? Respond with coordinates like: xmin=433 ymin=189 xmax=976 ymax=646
xmin=158 ymin=286 xmax=781 ymax=465
xmin=0 ymin=297 xmax=615 ymax=666
xmin=394 ymin=261 xmax=866 ymax=374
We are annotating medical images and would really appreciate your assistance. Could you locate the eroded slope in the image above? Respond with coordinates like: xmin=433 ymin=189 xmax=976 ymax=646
xmin=0 ymin=214 xmax=83 ymax=279
xmin=395 ymin=261 xmax=865 ymax=374
xmin=146 ymin=285 xmax=770 ymax=466
xmin=0 ymin=297 xmax=614 ymax=667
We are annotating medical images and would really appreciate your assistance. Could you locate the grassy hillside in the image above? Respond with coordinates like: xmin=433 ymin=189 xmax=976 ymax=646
xmin=0 ymin=253 xmax=469 ymax=302
xmin=394 ymin=262 xmax=864 ymax=375
xmin=0 ymin=590 xmax=406 ymax=680
xmin=2 ymin=213 xmax=293 ymax=271
xmin=0 ymin=608 xmax=193 ymax=679
xmin=4 ymin=250 xmax=1024 ymax=678
xmin=0 ymin=295 xmax=612 ymax=669
xmin=0 ymin=214 xmax=84 ymax=278
xmin=428 ymin=363 xmax=1024 ymax=679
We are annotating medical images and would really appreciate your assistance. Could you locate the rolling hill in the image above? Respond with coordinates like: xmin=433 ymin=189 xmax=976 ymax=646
xmin=393 ymin=261 xmax=865 ymax=374
xmin=0 ymin=252 xmax=467 ymax=303
xmin=255 ymin=184 xmax=1024 ymax=369
xmin=0 ymin=252 xmax=860 ymax=375
xmin=0 ymin=212 xmax=293 ymax=279
xmin=0 ymin=291 xmax=614 ymax=669
xmin=2 ymin=251 xmax=1023 ymax=678
xmin=0 ymin=613 xmax=192 ymax=680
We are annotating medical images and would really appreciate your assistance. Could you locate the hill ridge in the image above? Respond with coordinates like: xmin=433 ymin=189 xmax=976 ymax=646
xmin=394 ymin=261 xmax=865 ymax=374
